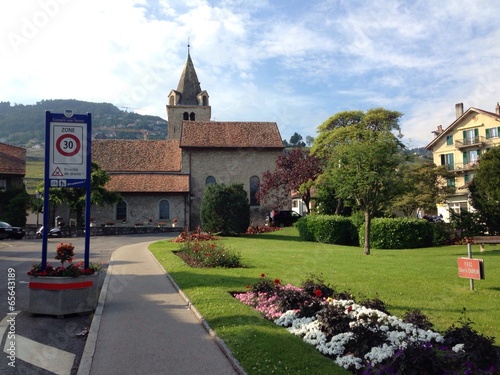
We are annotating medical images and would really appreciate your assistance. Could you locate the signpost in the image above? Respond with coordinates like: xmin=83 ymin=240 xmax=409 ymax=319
xmin=458 ymin=243 xmax=484 ymax=291
xmin=42 ymin=111 xmax=92 ymax=269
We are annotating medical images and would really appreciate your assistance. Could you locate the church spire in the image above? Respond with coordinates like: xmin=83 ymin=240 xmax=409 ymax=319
xmin=176 ymin=44 xmax=202 ymax=106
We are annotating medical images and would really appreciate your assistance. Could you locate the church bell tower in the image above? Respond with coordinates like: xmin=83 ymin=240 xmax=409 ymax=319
xmin=166 ymin=47 xmax=211 ymax=140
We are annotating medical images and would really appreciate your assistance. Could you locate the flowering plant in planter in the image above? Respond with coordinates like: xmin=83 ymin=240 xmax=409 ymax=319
xmin=27 ymin=242 xmax=103 ymax=277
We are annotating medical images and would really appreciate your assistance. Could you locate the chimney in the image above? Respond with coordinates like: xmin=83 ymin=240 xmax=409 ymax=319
xmin=496 ymin=102 xmax=500 ymax=115
xmin=432 ymin=125 xmax=443 ymax=138
xmin=455 ymin=103 xmax=464 ymax=119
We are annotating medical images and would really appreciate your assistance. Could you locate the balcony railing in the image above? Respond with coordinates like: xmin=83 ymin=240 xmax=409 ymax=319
xmin=455 ymin=136 xmax=487 ymax=149
xmin=444 ymin=162 xmax=479 ymax=171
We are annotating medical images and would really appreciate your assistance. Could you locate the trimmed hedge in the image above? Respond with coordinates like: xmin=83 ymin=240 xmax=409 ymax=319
xmin=359 ymin=218 xmax=434 ymax=249
xmin=296 ymin=215 xmax=358 ymax=245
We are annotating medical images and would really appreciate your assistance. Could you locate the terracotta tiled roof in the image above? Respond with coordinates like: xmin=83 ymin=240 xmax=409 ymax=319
xmin=180 ymin=121 xmax=284 ymax=148
xmin=106 ymin=174 xmax=189 ymax=193
xmin=0 ymin=142 xmax=26 ymax=175
xmin=92 ymin=140 xmax=181 ymax=172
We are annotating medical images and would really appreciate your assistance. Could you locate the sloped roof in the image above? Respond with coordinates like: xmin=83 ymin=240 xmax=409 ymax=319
xmin=425 ymin=107 xmax=500 ymax=150
xmin=0 ymin=142 xmax=25 ymax=175
xmin=105 ymin=174 xmax=189 ymax=193
xmin=176 ymin=52 xmax=203 ymax=105
xmin=180 ymin=121 xmax=284 ymax=148
xmin=92 ymin=140 xmax=182 ymax=172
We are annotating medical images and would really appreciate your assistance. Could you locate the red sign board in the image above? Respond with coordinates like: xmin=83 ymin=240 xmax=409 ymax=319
xmin=458 ymin=258 xmax=484 ymax=280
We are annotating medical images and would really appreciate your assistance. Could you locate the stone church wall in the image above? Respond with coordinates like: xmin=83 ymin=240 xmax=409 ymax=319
xmin=188 ymin=148 xmax=282 ymax=227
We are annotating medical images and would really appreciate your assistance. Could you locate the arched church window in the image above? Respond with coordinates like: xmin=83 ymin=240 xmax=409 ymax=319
xmin=159 ymin=200 xmax=170 ymax=220
xmin=250 ymin=176 xmax=260 ymax=206
xmin=116 ymin=201 xmax=127 ymax=221
xmin=190 ymin=112 xmax=195 ymax=121
xmin=183 ymin=112 xmax=189 ymax=120
xmin=206 ymin=176 xmax=216 ymax=185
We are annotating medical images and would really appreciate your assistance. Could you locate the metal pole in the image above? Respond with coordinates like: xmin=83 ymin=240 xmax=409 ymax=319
xmin=467 ymin=243 xmax=474 ymax=291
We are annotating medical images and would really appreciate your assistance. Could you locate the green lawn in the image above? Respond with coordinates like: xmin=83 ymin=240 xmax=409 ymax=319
xmin=149 ymin=227 xmax=500 ymax=375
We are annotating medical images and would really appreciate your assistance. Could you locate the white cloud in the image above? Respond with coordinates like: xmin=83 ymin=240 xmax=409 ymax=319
xmin=1 ymin=0 xmax=500 ymax=147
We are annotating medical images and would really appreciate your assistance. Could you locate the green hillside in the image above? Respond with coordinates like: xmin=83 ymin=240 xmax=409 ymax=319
xmin=0 ymin=99 xmax=167 ymax=147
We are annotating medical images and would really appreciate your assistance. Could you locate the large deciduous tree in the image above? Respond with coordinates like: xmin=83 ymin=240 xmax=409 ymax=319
xmin=389 ymin=162 xmax=455 ymax=217
xmin=468 ymin=146 xmax=500 ymax=234
xmin=312 ymin=108 xmax=405 ymax=255
xmin=258 ymin=148 xmax=322 ymax=214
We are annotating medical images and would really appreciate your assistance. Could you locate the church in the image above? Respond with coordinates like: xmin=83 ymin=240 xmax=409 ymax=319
xmin=90 ymin=51 xmax=285 ymax=229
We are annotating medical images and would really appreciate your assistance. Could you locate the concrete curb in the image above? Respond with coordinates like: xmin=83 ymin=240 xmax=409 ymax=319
xmin=76 ymin=252 xmax=115 ymax=375
xmin=77 ymin=244 xmax=246 ymax=375
xmin=146 ymin=249 xmax=247 ymax=375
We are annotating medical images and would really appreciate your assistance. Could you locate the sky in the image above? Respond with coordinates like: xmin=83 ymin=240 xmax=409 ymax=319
xmin=1 ymin=0 xmax=500 ymax=148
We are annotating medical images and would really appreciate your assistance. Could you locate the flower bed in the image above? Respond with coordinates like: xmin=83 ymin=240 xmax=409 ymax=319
xmin=234 ymin=275 xmax=500 ymax=374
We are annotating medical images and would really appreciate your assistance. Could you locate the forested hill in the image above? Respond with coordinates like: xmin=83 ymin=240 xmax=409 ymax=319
xmin=0 ymin=99 xmax=167 ymax=147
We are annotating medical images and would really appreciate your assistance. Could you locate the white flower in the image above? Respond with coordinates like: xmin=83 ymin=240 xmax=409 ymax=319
xmin=364 ymin=343 xmax=396 ymax=365
xmin=452 ymin=343 xmax=465 ymax=353
xmin=274 ymin=310 xmax=298 ymax=327
xmin=335 ymin=354 xmax=363 ymax=370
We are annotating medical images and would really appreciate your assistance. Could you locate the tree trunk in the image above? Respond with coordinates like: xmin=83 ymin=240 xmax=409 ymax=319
xmin=335 ymin=198 xmax=344 ymax=215
xmin=364 ymin=211 xmax=371 ymax=255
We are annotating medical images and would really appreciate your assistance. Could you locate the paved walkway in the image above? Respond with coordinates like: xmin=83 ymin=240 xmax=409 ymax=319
xmin=77 ymin=242 xmax=244 ymax=375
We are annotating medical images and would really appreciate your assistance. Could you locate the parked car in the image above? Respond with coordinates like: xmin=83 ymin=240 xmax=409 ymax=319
xmin=0 ymin=221 xmax=25 ymax=240
xmin=266 ymin=210 xmax=302 ymax=227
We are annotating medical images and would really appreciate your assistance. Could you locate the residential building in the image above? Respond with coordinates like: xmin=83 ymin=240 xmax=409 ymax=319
xmin=0 ymin=142 xmax=26 ymax=192
xmin=425 ymin=102 xmax=500 ymax=222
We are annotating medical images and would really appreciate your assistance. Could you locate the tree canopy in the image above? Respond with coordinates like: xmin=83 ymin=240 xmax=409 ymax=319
xmin=258 ymin=148 xmax=322 ymax=213
xmin=469 ymin=146 xmax=500 ymax=234
xmin=388 ymin=162 xmax=455 ymax=217
xmin=200 ymin=183 xmax=250 ymax=235
xmin=312 ymin=108 xmax=405 ymax=254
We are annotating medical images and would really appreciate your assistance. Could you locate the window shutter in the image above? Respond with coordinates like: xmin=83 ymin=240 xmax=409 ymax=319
xmin=462 ymin=130 xmax=466 ymax=141
xmin=486 ymin=129 xmax=490 ymax=139
xmin=463 ymin=152 xmax=468 ymax=164
xmin=474 ymin=128 xmax=479 ymax=137
xmin=441 ymin=154 xmax=445 ymax=165
xmin=464 ymin=174 xmax=469 ymax=184
xmin=477 ymin=149 xmax=482 ymax=157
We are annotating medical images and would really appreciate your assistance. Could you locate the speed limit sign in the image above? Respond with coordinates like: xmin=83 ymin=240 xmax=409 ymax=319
xmin=46 ymin=111 xmax=91 ymax=187
xmin=52 ymin=125 xmax=84 ymax=164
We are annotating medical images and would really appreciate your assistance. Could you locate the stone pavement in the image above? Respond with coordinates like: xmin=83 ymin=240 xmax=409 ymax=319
xmin=77 ymin=241 xmax=245 ymax=375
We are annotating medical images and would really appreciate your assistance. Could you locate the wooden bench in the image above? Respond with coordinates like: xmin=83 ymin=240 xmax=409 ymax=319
xmin=472 ymin=236 xmax=500 ymax=252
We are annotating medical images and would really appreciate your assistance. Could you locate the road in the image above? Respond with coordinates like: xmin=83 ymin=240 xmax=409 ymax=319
xmin=0 ymin=233 xmax=175 ymax=375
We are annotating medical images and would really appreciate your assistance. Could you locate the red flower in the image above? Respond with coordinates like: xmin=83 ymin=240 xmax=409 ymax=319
xmin=347 ymin=305 xmax=353 ymax=313
xmin=261 ymin=273 xmax=265 ymax=278
xmin=314 ymin=289 xmax=323 ymax=297
xmin=246 ymin=284 xmax=250 ymax=289
xmin=274 ymin=278 xmax=281 ymax=285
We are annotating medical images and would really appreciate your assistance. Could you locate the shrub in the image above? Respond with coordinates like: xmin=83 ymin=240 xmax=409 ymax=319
xmin=443 ymin=311 xmax=500 ymax=372
xmin=360 ymin=218 xmax=434 ymax=249
xmin=171 ymin=227 xmax=219 ymax=243
xmin=431 ymin=221 xmax=455 ymax=246
xmin=200 ymin=183 xmax=250 ymax=235
xmin=177 ymin=240 xmax=242 ymax=268
xmin=296 ymin=215 xmax=358 ymax=245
